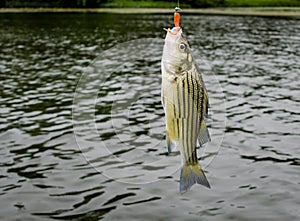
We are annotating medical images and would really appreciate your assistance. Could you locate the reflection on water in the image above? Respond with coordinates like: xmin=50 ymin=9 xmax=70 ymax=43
xmin=0 ymin=13 xmax=299 ymax=221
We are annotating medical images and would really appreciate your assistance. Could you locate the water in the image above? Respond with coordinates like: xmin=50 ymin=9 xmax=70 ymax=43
xmin=0 ymin=13 xmax=299 ymax=221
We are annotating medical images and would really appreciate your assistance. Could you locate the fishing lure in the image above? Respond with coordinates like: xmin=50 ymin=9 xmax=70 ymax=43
xmin=174 ymin=7 xmax=180 ymax=27
xmin=164 ymin=7 xmax=181 ymax=35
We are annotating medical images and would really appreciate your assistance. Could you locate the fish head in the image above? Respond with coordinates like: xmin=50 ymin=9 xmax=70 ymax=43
xmin=162 ymin=27 xmax=193 ymax=75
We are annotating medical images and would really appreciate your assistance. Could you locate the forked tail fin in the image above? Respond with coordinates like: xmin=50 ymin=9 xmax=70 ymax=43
xmin=180 ymin=163 xmax=210 ymax=193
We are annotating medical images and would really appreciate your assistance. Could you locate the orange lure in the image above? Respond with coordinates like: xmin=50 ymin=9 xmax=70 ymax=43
xmin=163 ymin=7 xmax=181 ymax=34
xmin=174 ymin=7 xmax=180 ymax=27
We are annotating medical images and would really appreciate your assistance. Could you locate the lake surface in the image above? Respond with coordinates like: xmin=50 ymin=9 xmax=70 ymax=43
xmin=0 ymin=13 xmax=299 ymax=221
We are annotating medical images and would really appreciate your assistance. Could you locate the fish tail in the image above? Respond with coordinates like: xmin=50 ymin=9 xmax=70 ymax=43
xmin=180 ymin=163 xmax=210 ymax=193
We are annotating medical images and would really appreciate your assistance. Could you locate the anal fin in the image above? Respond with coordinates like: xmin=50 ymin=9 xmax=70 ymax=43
xmin=197 ymin=120 xmax=211 ymax=147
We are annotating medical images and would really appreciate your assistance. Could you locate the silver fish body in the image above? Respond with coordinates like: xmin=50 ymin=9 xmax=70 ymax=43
xmin=161 ymin=27 xmax=211 ymax=193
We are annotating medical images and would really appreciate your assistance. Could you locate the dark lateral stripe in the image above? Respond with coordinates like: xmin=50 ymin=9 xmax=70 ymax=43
xmin=180 ymin=79 xmax=188 ymax=162
xmin=189 ymin=74 xmax=194 ymax=163
xmin=190 ymin=75 xmax=198 ymax=163
xmin=173 ymin=94 xmax=176 ymax=119
xmin=187 ymin=74 xmax=193 ymax=164
xmin=174 ymin=82 xmax=180 ymax=138
xmin=194 ymin=71 xmax=200 ymax=150
xmin=195 ymin=62 xmax=204 ymax=141
xmin=186 ymin=78 xmax=192 ymax=164
xmin=185 ymin=76 xmax=189 ymax=164
xmin=177 ymin=81 xmax=181 ymax=118
xmin=194 ymin=68 xmax=203 ymax=164
xmin=199 ymin=87 xmax=204 ymax=134
xmin=183 ymin=78 xmax=190 ymax=163
xmin=186 ymin=74 xmax=197 ymax=165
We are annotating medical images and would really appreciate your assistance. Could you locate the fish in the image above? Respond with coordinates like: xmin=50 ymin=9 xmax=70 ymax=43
xmin=161 ymin=25 xmax=211 ymax=193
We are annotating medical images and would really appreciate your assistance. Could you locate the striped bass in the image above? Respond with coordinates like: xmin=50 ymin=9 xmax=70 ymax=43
xmin=161 ymin=26 xmax=211 ymax=193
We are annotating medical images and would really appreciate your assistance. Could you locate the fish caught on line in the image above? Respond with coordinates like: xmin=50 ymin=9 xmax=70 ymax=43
xmin=161 ymin=7 xmax=211 ymax=193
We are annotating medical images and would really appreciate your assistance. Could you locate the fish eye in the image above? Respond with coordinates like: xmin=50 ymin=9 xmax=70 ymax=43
xmin=179 ymin=43 xmax=186 ymax=51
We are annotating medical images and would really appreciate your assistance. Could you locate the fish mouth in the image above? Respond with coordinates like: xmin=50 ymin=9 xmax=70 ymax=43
xmin=163 ymin=27 xmax=181 ymax=35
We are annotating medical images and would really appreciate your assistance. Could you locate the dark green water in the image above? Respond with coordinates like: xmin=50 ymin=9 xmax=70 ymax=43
xmin=0 ymin=13 xmax=299 ymax=220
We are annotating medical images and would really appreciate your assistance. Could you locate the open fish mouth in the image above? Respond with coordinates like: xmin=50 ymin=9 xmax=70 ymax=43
xmin=163 ymin=27 xmax=181 ymax=35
